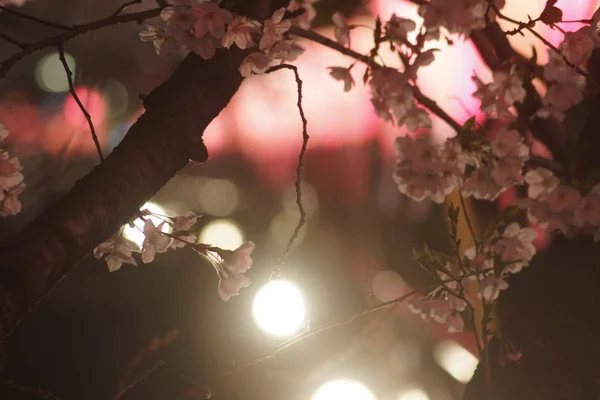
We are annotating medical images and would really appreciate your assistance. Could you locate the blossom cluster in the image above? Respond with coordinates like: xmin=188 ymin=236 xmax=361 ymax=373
xmin=94 ymin=209 xmax=255 ymax=301
xmin=472 ymin=68 xmax=526 ymax=119
xmin=393 ymin=127 xmax=529 ymax=203
xmin=139 ymin=0 xmax=305 ymax=77
xmin=0 ymin=124 xmax=24 ymax=217
xmin=418 ymin=0 xmax=505 ymax=38
xmin=408 ymin=222 xmax=536 ymax=333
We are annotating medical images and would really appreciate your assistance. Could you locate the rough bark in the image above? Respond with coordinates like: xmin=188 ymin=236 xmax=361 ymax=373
xmin=0 ymin=46 xmax=248 ymax=342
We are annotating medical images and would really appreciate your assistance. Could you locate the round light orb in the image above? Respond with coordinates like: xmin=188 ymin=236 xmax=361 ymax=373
xmin=252 ymin=280 xmax=306 ymax=337
xmin=35 ymin=51 xmax=76 ymax=93
xmin=198 ymin=178 xmax=239 ymax=216
xmin=199 ymin=219 xmax=243 ymax=250
xmin=123 ymin=202 xmax=171 ymax=248
xmin=397 ymin=388 xmax=429 ymax=400
xmin=311 ymin=379 xmax=377 ymax=400
xmin=433 ymin=341 xmax=478 ymax=383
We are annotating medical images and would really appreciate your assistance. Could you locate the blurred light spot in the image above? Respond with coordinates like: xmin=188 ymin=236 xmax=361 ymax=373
xmin=199 ymin=219 xmax=243 ymax=250
xmin=388 ymin=340 xmax=421 ymax=379
xmin=63 ymin=86 xmax=106 ymax=129
xmin=123 ymin=202 xmax=172 ymax=248
xmin=282 ymin=182 xmax=319 ymax=217
xmin=397 ymin=388 xmax=429 ymax=400
xmin=371 ymin=270 xmax=405 ymax=303
xmin=100 ymin=78 xmax=129 ymax=118
xmin=35 ymin=51 xmax=76 ymax=93
xmin=268 ymin=211 xmax=306 ymax=247
xmin=312 ymin=379 xmax=377 ymax=400
xmin=433 ymin=341 xmax=478 ymax=383
xmin=252 ymin=280 xmax=305 ymax=336
xmin=198 ymin=178 xmax=239 ymax=216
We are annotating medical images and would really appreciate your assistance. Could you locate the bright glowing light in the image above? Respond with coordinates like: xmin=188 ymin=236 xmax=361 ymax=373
xmin=198 ymin=178 xmax=239 ymax=216
xmin=199 ymin=219 xmax=243 ymax=250
xmin=312 ymin=379 xmax=377 ymax=400
xmin=433 ymin=341 xmax=479 ymax=383
xmin=35 ymin=51 xmax=76 ymax=93
xmin=397 ymin=388 xmax=429 ymax=400
xmin=123 ymin=202 xmax=172 ymax=248
xmin=252 ymin=280 xmax=306 ymax=336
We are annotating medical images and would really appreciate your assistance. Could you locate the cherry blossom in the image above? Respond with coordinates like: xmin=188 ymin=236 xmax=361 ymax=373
xmin=418 ymin=0 xmax=505 ymax=37
xmin=0 ymin=182 xmax=23 ymax=217
xmin=574 ymin=184 xmax=600 ymax=227
xmin=191 ymin=1 xmax=232 ymax=39
xmin=170 ymin=211 xmax=199 ymax=249
xmin=332 ymin=12 xmax=350 ymax=46
xmin=525 ymin=185 xmax=582 ymax=236
xmin=0 ymin=151 xmax=24 ymax=191
xmin=328 ymin=67 xmax=354 ymax=92
xmin=408 ymin=291 xmax=466 ymax=333
xmin=94 ymin=233 xmax=140 ymax=272
xmin=494 ymin=223 xmax=537 ymax=274
xmin=141 ymin=220 xmax=173 ymax=263
xmin=524 ymin=168 xmax=559 ymax=199
xmin=0 ymin=124 xmax=8 ymax=141
xmin=260 ymin=8 xmax=291 ymax=51
xmin=239 ymin=52 xmax=271 ymax=77
xmin=218 ymin=273 xmax=251 ymax=301
xmin=269 ymin=39 xmax=296 ymax=60
xmin=473 ymin=69 xmax=525 ymax=118
xmin=139 ymin=24 xmax=169 ymax=55
xmin=462 ymin=167 xmax=503 ymax=200
xmin=562 ymin=28 xmax=596 ymax=65
xmin=479 ymin=275 xmax=508 ymax=302
xmin=288 ymin=0 xmax=318 ymax=30
xmin=226 ymin=241 xmax=255 ymax=274
xmin=222 ymin=16 xmax=260 ymax=49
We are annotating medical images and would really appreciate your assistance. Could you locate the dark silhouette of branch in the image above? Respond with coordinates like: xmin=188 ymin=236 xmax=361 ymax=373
xmin=0 ymin=5 xmax=71 ymax=30
xmin=0 ymin=7 xmax=163 ymax=79
xmin=57 ymin=44 xmax=105 ymax=162
xmin=0 ymin=31 xmax=26 ymax=49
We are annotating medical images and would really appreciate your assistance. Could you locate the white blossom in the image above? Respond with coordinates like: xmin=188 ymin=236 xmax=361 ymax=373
xmin=494 ymin=222 xmax=536 ymax=274
xmin=218 ymin=273 xmax=251 ymax=301
xmin=239 ymin=52 xmax=272 ymax=77
xmin=479 ymin=275 xmax=508 ymax=302
xmin=524 ymin=168 xmax=559 ymax=199
xmin=260 ymin=7 xmax=291 ymax=51
xmin=94 ymin=232 xmax=140 ymax=272
xmin=141 ymin=220 xmax=173 ymax=263
xmin=191 ymin=0 xmax=233 ymax=38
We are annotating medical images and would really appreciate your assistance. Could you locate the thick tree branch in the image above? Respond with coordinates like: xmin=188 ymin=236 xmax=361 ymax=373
xmin=0 ymin=46 xmax=249 ymax=343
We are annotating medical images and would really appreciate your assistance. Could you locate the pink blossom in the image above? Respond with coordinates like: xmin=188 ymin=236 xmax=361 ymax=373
xmin=562 ymin=28 xmax=595 ymax=65
xmin=524 ymin=168 xmax=558 ymax=199
xmin=491 ymin=129 xmax=528 ymax=158
xmin=462 ymin=167 xmax=503 ymax=200
xmin=222 ymin=16 xmax=260 ymax=49
xmin=141 ymin=220 xmax=173 ymax=263
xmin=491 ymin=155 xmax=525 ymax=187
xmin=170 ymin=211 xmax=199 ymax=249
xmin=239 ymin=52 xmax=271 ymax=77
xmin=191 ymin=1 xmax=232 ymax=39
xmin=479 ymin=275 xmax=508 ymax=302
xmin=218 ymin=273 xmax=251 ymax=301
xmin=0 ymin=152 xmax=24 ymax=191
xmin=94 ymin=232 xmax=140 ymax=272
xmin=385 ymin=14 xmax=416 ymax=43
xmin=227 ymin=241 xmax=255 ymax=274
xmin=574 ymin=184 xmax=600 ymax=227
xmin=260 ymin=7 xmax=291 ymax=50
xmin=287 ymin=0 xmax=318 ymax=30
xmin=0 ymin=124 xmax=7 ymax=141
xmin=139 ymin=24 xmax=169 ymax=55
xmin=0 ymin=182 xmax=23 ymax=217
xmin=494 ymin=222 xmax=536 ymax=274
xmin=268 ymin=39 xmax=296 ymax=60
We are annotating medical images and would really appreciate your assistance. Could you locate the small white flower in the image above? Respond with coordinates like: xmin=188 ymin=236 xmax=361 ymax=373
xmin=170 ymin=211 xmax=199 ymax=249
xmin=332 ymin=11 xmax=350 ymax=46
xmin=328 ymin=67 xmax=354 ymax=92
xmin=462 ymin=167 xmax=503 ymax=200
xmin=287 ymin=0 xmax=317 ymax=30
xmin=269 ymin=39 xmax=296 ymax=60
xmin=94 ymin=232 xmax=140 ymax=272
xmin=141 ymin=220 xmax=173 ymax=264
xmin=494 ymin=222 xmax=537 ymax=274
xmin=227 ymin=241 xmax=255 ymax=274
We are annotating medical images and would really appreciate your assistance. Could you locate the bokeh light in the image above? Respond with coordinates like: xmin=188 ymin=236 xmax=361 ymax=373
xmin=397 ymin=388 xmax=430 ymax=400
xmin=371 ymin=270 xmax=405 ymax=303
xmin=311 ymin=379 xmax=377 ymax=400
xmin=268 ymin=210 xmax=307 ymax=247
xmin=198 ymin=178 xmax=239 ymax=216
xmin=122 ymin=202 xmax=172 ymax=248
xmin=252 ymin=279 xmax=306 ymax=337
xmin=199 ymin=219 xmax=243 ymax=250
xmin=433 ymin=341 xmax=479 ymax=383
xmin=35 ymin=51 xmax=76 ymax=93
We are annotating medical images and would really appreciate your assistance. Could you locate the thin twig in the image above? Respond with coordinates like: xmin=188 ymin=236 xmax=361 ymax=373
xmin=57 ymin=44 xmax=105 ymax=161
xmin=0 ymin=5 xmax=71 ymax=30
xmin=4 ymin=381 xmax=63 ymax=400
xmin=114 ymin=360 xmax=164 ymax=400
xmin=459 ymin=191 xmax=479 ymax=249
xmin=0 ymin=7 xmax=162 ymax=79
xmin=289 ymin=26 xmax=462 ymax=133
xmin=266 ymin=64 xmax=309 ymax=272
xmin=0 ymin=31 xmax=27 ymax=49
xmin=112 ymin=0 xmax=146 ymax=17
xmin=209 ymin=289 xmax=419 ymax=387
